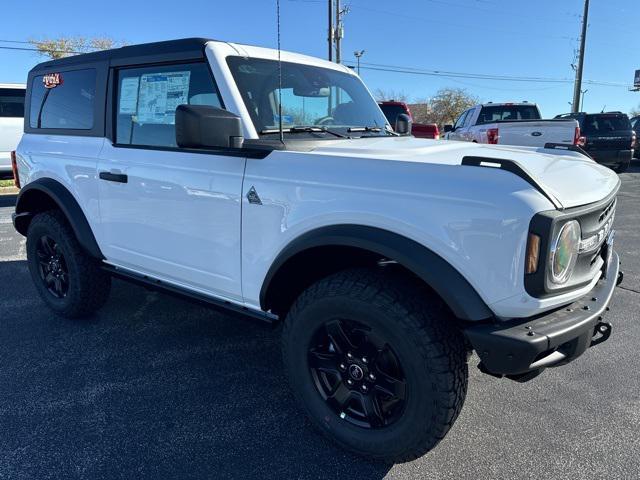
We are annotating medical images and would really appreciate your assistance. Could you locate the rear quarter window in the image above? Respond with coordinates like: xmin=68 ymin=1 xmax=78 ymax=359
xmin=0 ymin=88 xmax=25 ymax=118
xmin=29 ymin=69 xmax=96 ymax=129
xmin=477 ymin=105 xmax=540 ymax=124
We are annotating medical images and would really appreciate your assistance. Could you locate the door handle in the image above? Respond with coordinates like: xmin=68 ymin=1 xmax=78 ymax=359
xmin=99 ymin=171 xmax=128 ymax=183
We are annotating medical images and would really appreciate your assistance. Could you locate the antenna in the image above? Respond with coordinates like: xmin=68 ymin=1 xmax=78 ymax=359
xmin=276 ymin=0 xmax=284 ymax=144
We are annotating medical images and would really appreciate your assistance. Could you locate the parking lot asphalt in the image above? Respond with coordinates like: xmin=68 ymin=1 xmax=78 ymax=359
xmin=1 ymin=164 xmax=639 ymax=480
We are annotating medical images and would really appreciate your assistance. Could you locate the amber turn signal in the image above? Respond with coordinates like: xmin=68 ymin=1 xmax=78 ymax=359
xmin=525 ymin=233 xmax=540 ymax=274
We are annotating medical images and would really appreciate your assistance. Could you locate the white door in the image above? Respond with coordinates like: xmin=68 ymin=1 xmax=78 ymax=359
xmin=97 ymin=61 xmax=246 ymax=301
xmin=449 ymin=110 xmax=469 ymax=141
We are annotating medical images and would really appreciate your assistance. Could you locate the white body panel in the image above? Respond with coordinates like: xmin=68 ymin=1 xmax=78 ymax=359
xmin=15 ymin=133 xmax=103 ymax=227
xmin=97 ymin=143 xmax=246 ymax=302
xmin=14 ymin=42 xmax=621 ymax=322
xmin=446 ymin=103 xmax=579 ymax=148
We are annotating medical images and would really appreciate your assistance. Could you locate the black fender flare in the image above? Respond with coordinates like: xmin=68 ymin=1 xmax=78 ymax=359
xmin=14 ymin=178 xmax=104 ymax=259
xmin=260 ymin=225 xmax=492 ymax=321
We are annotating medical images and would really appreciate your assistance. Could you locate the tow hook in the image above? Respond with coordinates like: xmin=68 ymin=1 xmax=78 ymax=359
xmin=617 ymin=270 xmax=624 ymax=286
xmin=591 ymin=322 xmax=612 ymax=347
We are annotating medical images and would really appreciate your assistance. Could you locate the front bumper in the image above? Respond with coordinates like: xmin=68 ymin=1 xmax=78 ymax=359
xmin=464 ymin=251 xmax=621 ymax=380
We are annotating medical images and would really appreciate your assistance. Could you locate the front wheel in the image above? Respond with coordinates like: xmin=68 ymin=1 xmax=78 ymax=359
xmin=282 ymin=268 xmax=468 ymax=463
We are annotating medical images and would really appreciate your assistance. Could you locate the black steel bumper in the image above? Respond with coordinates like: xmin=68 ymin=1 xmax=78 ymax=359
xmin=464 ymin=251 xmax=621 ymax=381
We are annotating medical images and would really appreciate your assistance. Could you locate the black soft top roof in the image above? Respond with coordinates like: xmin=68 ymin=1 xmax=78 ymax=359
xmin=30 ymin=37 xmax=215 ymax=73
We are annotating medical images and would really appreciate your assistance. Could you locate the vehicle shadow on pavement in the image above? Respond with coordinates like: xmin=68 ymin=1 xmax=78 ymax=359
xmin=0 ymin=260 xmax=392 ymax=479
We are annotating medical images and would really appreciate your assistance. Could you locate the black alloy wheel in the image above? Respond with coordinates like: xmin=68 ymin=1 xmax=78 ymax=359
xmin=35 ymin=235 xmax=69 ymax=298
xmin=308 ymin=318 xmax=407 ymax=429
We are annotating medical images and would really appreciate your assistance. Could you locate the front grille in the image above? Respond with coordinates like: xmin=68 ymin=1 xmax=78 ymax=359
xmin=569 ymin=198 xmax=616 ymax=286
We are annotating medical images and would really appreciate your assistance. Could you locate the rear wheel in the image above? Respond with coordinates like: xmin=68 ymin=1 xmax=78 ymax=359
xmin=26 ymin=211 xmax=111 ymax=318
xmin=282 ymin=268 xmax=468 ymax=463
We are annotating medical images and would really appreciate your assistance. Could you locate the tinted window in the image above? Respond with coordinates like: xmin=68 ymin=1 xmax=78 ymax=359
xmin=227 ymin=57 xmax=388 ymax=136
xmin=477 ymin=105 xmax=540 ymax=124
xmin=379 ymin=104 xmax=407 ymax=125
xmin=116 ymin=62 xmax=222 ymax=147
xmin=29 ymin=69 xmax=96 ymax=129
xmin=0 ymin=88 xmax=25 ymax=118
xmin=582 ymin=114 xmax=631 ymax=134
xmin=454 ymin=110 xmax=468 ymax=129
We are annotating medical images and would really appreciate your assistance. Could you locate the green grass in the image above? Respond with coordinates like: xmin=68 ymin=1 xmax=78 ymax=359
xmin=0 ymin=179 xmax=15 ymax=188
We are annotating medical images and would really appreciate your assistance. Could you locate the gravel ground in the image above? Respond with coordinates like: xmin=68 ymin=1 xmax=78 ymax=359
xmin=0 ymin=163 xmax=639 ymax=479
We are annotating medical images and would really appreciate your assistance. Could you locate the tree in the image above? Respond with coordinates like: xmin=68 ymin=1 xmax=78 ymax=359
xmin=427 ymin=88 xmax=479 ymax=126
xmin=29 ymin=37 xmax=124 ymax=59
xmin=373 ymin=88 xmax=409 ymax=103
xmin=630 ymin=104 xmax=640 ymax=117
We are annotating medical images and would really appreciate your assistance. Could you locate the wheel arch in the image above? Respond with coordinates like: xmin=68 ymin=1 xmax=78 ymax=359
xmin=260 ymin=225 xmax=492 ymax=321
xmin=14 ymin=178 xmax=104 ymax=259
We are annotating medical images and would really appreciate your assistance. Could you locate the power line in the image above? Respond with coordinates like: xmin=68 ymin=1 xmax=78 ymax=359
xmin=344 ymin=61 xmax=633 ymax=89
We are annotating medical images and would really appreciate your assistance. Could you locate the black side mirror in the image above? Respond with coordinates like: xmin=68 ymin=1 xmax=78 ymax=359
xmin=443 ymin=124 xmax=454 ymax=133
xmin=395 ymin=113 xmax=412 ymax=135
xmin=176 ymin=105 xmax=244 ymax=149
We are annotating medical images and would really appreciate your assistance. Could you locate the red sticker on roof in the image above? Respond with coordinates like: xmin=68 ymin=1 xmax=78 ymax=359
xmin=43 ymin=73 xmax=63 ymax=89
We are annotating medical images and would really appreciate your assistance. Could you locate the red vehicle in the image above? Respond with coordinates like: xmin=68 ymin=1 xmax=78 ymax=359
xmin=378 ymin=101 xmax=440 ymax=139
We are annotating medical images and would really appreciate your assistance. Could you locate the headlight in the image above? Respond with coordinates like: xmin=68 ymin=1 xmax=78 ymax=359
xmin=549 ymin=220 xmax=581 ymax=285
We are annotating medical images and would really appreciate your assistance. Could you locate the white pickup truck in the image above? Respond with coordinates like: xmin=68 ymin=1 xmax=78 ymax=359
xmin=444 ymin=102 xmax=579 ymax=147
xmin=0 ymin=83 xmax=26 ymax=174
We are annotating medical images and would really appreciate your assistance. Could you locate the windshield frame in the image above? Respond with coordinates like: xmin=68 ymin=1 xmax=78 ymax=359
xmin=225 ymin=56 xmax=391 ymax=139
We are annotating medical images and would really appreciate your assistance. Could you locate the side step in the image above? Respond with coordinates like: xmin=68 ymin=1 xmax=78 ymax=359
xmin=102 ymin=264 xmax=279 ymax=324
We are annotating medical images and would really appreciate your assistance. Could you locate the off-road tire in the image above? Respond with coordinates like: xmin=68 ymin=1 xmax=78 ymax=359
xmin=26 ymin=210 xmax=111 ymax=318
xmin=282 ymin=267 xmax=468 ymax=463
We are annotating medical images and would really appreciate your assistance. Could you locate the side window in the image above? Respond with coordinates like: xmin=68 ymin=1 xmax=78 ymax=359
xmin=0 ymin=88 xmax=25 ymax=118
xmin=463 ymin=108 xmax=475 ymax=127
xmin=116 ymin=62 xmax=222 ymax=148
xmin=29 ymin=69 xmax=96 ymax=129
xmin=454 ymin=110 xmax=468 ymax=129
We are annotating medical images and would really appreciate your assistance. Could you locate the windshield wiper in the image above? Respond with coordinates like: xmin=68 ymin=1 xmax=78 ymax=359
xmin=260 ymin=126 xmax=349 ymax=139
xmin=348 ymin=126 xmax=400 ymax=136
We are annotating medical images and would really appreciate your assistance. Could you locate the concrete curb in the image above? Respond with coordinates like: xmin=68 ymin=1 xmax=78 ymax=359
xmin=0 ymin=187 xmax=19 ymax=196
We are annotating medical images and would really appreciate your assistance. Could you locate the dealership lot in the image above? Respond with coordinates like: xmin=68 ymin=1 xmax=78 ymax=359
xmin=0 ymin=164 xmax=639 ymax=479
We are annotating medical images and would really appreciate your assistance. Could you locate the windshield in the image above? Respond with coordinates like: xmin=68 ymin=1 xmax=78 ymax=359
xmin=226 ymin=56 xmax=389 ymax=136
xmin=582 ymin=114 xmax=631 ymax=134
xmin=477 ymin=105 xmax=540 ymax=124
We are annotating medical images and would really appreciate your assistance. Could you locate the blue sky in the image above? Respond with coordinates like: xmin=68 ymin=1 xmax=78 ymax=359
xmin=2 ymin=0 xmax=638 ymax=116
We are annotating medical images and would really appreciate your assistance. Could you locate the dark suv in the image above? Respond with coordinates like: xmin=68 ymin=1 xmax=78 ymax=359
xmin=555 ymin=112 xmax=634 ymax=172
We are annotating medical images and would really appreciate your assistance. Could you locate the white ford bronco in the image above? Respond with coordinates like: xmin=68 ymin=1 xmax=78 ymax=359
xmin=13 ymin=38 xmax=623 ymax=462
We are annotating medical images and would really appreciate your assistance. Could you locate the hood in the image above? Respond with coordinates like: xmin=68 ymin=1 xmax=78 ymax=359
xmin=308 ymin=136 xmax=620 ymax=209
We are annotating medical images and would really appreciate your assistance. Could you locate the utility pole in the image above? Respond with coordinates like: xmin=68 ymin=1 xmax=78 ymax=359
xmin=327 ymin=0 xmax=333 ymax=62
xmin=572 ymin=0 xmax=590 ymax=113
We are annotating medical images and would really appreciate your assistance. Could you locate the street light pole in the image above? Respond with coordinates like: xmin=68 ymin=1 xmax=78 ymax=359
xmin=354 ymin=50 xmax=365 ymax=75
xmin=572 ymin=0 xmax=590 ymax=113
xmin=580 ymin=89 xmax=588 ymax=112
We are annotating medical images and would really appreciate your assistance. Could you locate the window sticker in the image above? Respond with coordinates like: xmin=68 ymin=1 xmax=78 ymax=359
xmin=136 ymin=71 xmax=191 ymax=124
xmin=119 ymin=77 xmax=139 ymax=114
xmin=43 ymin=73 xmax=63 ymax=89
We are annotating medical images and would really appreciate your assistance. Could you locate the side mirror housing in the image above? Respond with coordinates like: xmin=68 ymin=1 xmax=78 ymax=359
xmin=443 ymin=124 xmax=454 ymax=133
xmin=395 ymin=113 xmax=412 ymax=136
xmin=176 ymin=105 xmax=244 ymax=149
